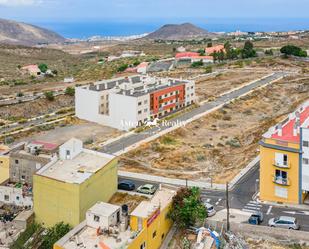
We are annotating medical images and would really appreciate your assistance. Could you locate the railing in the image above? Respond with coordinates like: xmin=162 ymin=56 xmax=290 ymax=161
xmin=273 ymin=160 xmax=291 ymax=169
xmin=273 ymin=176 xmax=290 ymax=186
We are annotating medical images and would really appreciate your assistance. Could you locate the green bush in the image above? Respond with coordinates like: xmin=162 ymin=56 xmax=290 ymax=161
xmin=205 ymin=66 xmax=212 ymax=74
xmin=44 ymin=91 xmax=54 ymax=101
xmin=191 ymin=60 xmax=203 ymax=68
xmin=280 ymin=45 xmax=307 ymax=57
xmin=117 ymin=64 xmax=128 ymax=72
xmin=38 ymin=63 xmax=48 ymax=73
xmin=65 ymin=87 xmax=75 ymax=96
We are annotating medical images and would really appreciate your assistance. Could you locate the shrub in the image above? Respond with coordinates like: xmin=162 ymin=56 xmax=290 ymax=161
xmin=65 ymin=87 xmax=75 ymax=96
xmin=38 ymin=63 xmax=48 ymax=73
xmin=191 ymin=60 xmax=203 ymax=68
xmin=44 ymin=91 xmax=55 ymax=101
xmin=117 ymin=64 xmax=128 ymax=72
xmin=205 ymin=66 xmax=212 ymax=74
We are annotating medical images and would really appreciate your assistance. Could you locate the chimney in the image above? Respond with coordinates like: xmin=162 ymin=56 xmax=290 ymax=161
xmin=293 ymin=123 xmax=298 ymax=136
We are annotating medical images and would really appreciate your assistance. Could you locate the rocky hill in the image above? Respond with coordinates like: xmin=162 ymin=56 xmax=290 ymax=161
xmin=0 ymin=18 xmax=65 ymax=46
xmin=146 ymin=23 xmax=211 ymax=40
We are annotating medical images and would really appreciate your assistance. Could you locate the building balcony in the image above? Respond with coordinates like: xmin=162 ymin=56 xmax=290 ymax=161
xmin=273 ymin=176 xmax=290 ymax=186
xmin=273 ymin=161 xmax=291 ymax=169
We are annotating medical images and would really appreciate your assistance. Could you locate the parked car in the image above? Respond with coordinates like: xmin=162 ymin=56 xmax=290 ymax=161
xmin=268 ymin=216 xmax=300 ymax=230
xmin=118 ymin=180 xmax=135 ymax=191
xmin=248 ymin=211 xmax=264 ymax=225
xmin=204 ymin=202 xmax=216 ymax=217
xmin=137 ymin=184 xmax=157 ymax=195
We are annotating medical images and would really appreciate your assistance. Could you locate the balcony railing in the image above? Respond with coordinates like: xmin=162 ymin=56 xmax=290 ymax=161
xmin=273 ymin=160 xmax=291 ymax=169
xmin=273 ymin=176 xmax=290 ymax=186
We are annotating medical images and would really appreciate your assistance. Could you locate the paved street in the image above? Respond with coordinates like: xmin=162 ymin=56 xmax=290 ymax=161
xmin=101 ymin=72 xmax=286 ymax=154
xmin=119 ymin=163 xmax=309 ymax=231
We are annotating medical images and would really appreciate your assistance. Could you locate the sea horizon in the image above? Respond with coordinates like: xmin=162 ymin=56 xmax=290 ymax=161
xmin=33 ymin=18 xmax=309 ymax=39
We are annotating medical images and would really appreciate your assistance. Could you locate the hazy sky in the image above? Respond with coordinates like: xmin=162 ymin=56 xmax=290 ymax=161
xmin=0 ymin=0 xmax=309 ymax=22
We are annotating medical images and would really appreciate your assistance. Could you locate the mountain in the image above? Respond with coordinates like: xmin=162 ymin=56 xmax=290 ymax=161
xmin=145 ymin=23 xmax=211 ymax=40
xmin=0 ymin=18 xmax=65 ymax=46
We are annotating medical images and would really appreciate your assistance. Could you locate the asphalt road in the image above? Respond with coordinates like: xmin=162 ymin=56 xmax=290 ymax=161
xmin=119 ymin=163 xmax=309 ymax=232
xmin=101 ymin=72 xmax=286 ymax=154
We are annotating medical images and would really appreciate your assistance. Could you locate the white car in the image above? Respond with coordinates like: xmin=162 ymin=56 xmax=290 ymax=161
xmin=204 ymin=202 xmax=216 ymax=217
xmin=268 ymin=216 xmax=300 ymax=230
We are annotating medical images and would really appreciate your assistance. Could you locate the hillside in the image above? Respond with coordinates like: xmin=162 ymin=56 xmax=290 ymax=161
xmin=0 ymin=18 xmax=65 ymax=46
xmin=145 ymin=23 xmax=210 ymax=40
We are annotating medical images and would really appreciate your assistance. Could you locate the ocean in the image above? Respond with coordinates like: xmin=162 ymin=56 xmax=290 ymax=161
xmin=34 ymin=18 xmax=309 ymax=39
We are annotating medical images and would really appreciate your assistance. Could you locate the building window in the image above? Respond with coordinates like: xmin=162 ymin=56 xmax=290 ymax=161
xmin=191 ymin=86 xmax=194 ymax=89
xmin=21 ymin=175 xmax=26 ymax=180
xmin=16 ymin=196 xmax=20 ymax=201
xmin=161 ymin=233 xmax=165 ymax=240
xmin=94 ymin=215 xmax=100 ymax=222
xmin=138 ymin=102 xmax=142 ymax=106
xmin=144 ymin=108 xmax=148 ymax=112
xmin=275 ymin=153 xmax=288 ymax=167
xmin=144 ymin=100 xmax=148 ymax=104
xmin=303 ymin=141 xmax=309 ymax=147
xmin=138 ymin=110 xmax=142 ymax=114
xmin=275 ymin=186 xmax=288 ymax=198
xmin=303 ymin=158 xmax=309 ymax=165
xmin=140 ymin=242 xmax=146 ymax=249
xmin=4 ymin=195 xmax=9 ymax=201
xmin=153 ymin=231 xmax=157 ymax=238
xmin=15 ymin=159 xmax=19 ymax=164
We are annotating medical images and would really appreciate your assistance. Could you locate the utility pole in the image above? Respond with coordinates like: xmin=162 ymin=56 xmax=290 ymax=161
xmin=226 ymin=182 xmax=230 ymax=231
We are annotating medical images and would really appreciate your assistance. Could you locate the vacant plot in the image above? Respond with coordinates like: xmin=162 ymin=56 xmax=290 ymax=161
xmin=119 ymin=75 xmax=309 ymax=183
xmin=109 ymin=192 xmax=148 ymax=213
xmin=0 ymin=95 xmax=74 ymax=121
xmin=195 ymin=70 xmax=267 ymax=102
xmin=18 ymin=119 xmax=122 ymax=146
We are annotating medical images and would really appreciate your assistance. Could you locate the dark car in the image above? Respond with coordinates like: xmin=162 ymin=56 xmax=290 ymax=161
xmin=248 ymin=211 xmax=264 ymax=225
xmin=118 ymin=180 xmax=135 ymax=191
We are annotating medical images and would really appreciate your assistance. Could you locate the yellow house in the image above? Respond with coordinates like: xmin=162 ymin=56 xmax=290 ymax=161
xmin=260 ymin=102 xmax=309 ymax=204
xmin=33 ymin=138 xmax=118 ymax=227
xmin=0 ymin=145 xmax=10 ymax=184
xmin=53 ymin=187 xmax=176 ymax=249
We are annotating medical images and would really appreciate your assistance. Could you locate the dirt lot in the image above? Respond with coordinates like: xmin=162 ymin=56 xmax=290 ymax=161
xmin=109 ymin=192 xmax=148 ymax=213
xmin=18 ymin=119 xmax=122 ymax=146
xmin=0 ymin=95 xmax=74 ymax=121
xmin=119 ymin=75 xmax=309 ymax=183
xmin=195 ymin=70 xmax=267 ymax=102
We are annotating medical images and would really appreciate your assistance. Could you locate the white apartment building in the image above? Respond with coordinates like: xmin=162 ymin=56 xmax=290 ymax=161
xmin=75 ymin=75 xmax=196 ymax=131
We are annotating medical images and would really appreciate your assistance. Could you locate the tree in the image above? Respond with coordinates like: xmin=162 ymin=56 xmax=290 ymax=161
xmin=169 ymin=187 xmax=207 ymax=229
xmin=265 ymin=49 xmax=274 ymax=56
xmin=280 ymin=45 xmax=307 ymax=57
xmin=38 ymin=63 xmax=48 ymax=73
xmin=133 ymin=60 xmax=140 ymax=66
xmin=241 ymin=41 xmax=256 ymax=58
xmin=65 ymin=87 xmax=75 ymax=96
xmin=117 ymin=64 xmax=128 ymax=72
xmin=217 ymin=49 xmax=225 ymax=62
xmin=44 ymin=91 xmax=54 ymax=101
xmin=39 ymin=222 xmax=71 ymax=249
xmin=191 ymin=60 xmax=204 ymax=68
xmin=198 ymin=49 xmax=205 ymax=56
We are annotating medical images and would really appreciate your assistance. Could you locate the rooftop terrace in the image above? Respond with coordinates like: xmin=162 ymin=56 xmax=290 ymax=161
xmin=36 ymin=149 xmax=115 ymax=184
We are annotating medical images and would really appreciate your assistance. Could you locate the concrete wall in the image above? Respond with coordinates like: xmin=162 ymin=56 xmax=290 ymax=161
xmin=0 ymin=186 xmax=33 ymax=207
xmin=9 ymin=154 xmax=50 ymax=185
xmin=207 ymin=220 xmax=309 ymax=245
xmin=302 ymin=127 xmax=309 ymax=191
xmin=59 ymin=139 xmax=83 ymax=160
xmin=109 ymin=93 xmax=139 ymax=130
xmin=0 ymin=154 xmax=9 ymax=184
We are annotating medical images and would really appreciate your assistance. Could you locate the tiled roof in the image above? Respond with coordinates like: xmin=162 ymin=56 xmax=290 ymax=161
xmin=205 ymin=45 xmax=225 ymax=55
xmin=271 ymin=105 xmax=309 ymax=143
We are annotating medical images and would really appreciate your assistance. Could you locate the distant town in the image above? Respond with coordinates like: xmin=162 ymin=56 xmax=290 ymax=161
xmin=0 ymin=9 xmax=309 ymax=249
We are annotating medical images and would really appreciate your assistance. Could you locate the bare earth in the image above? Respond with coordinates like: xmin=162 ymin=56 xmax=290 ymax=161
xmin=119 ymin=75 xmax=309 ymax=183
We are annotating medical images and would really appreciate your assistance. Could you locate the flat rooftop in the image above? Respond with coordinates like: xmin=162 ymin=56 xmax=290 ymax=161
xmin=130 ymin=187 xmax=176 ymax=218
xmin=88 ymin=202 xmax=120 ymax=217
xmin=57 ymin=221 xmax=136 ymax=249
xmin=79 ymin=75 xmax=193 ymax=97
xmin=36 ymin=149 xmax=115 ymax=184
xmin=268 ymin=103 xmax=309 ymax=143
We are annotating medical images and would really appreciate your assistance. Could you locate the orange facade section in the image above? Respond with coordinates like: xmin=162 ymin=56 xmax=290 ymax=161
xmin=150 ymin=84 xmax=185 ymax=114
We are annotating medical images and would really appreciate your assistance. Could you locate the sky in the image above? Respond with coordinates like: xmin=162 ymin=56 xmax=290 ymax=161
xmin=0 ymin=0 xmax=309 ymax=23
